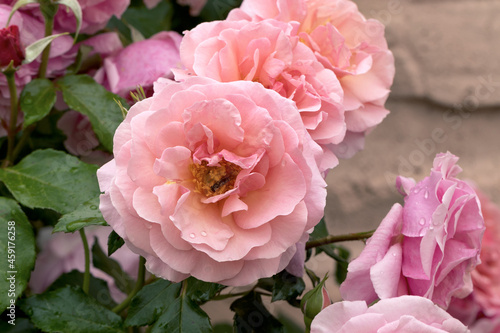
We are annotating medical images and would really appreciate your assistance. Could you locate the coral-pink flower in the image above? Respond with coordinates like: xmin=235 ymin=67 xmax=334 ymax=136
xmin=94 ymin=31 xmax=182 ymax=102
xmin=29 ymin=226 xmax=140 ymax=303
xmin=340 ymin=152 xmax=485 ymax=308
xmin=310 ymin=296 xmax=470 ymax=333
xmin=97 ymin=77 xmax=326 ymax=286
xmin=228 ymin=0 xmax=395 ymax=158
xmin=177 ymin=18 xmax=345 ymax=172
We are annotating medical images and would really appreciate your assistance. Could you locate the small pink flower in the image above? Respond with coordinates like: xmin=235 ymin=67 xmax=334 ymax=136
xmin=311 ymin=296 xmax=470 ymax=333
xmin=340 ymin=152 xmax=485 ymax=308
xmin=94 ymin=31 xmax=182 ymax=101
xmin=29 ymin=226 xmax=140 ymax=303
xmin=177 ymin=19 xmax=345 ymax=172
xmin=97 ymin=77 xmax=326 ymax=286
xmin=228 ymin=0 xmax=395 ymax=158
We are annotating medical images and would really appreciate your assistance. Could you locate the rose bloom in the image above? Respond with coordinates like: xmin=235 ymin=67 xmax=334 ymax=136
xmin=0 ymin=4 xmax=75 ymax=137
xmin=340 ymin=152 xmax=485 ymax=308
xmin=29 ymin=226 xmax=140 ymax=303
xmin=94 ymin=31 xmax=182 ymax=102
xmin=310 ymin=296 xmax=470 ymax=333
xmin=97 ymin=77 xmax=326 ymax=286
xmin=447 ymin=186 xmax=500 ymax=324
xmin=177 ymin=19 xmax=345 ymax=172
xmin=54 ymin=0 xmax=130 ymax=35
xmin=228 ymin=0 xmax=395 ymax=158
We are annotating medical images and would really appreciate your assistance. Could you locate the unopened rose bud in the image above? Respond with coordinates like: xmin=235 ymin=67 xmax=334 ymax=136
xmin=0 ymin=25 xmax=24 ymax=68
xmin=301 ymin=276 xmax=331 ymax=331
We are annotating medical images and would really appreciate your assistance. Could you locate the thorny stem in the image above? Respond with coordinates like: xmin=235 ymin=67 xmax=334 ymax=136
xmin=112 ymin=256 xmax=146 ymax=314
xmin=305 ymin=230 xmax=375 ymax=250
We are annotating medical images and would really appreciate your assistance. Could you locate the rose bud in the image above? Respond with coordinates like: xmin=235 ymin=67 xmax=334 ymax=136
xmin=0 ymin=25 xmax=24 ymax=68
xmin=301 ymin=276 xmax=332 ymax=330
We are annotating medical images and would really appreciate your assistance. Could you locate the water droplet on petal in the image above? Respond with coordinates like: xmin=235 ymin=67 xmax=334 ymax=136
xmin=201 ymin=231 xmax=207 ymax=237
xmin=419 ymin=218 xmax=426 ymax=226
xmin=189 ymin=233 xmax=195 ymax=238
xmin=413 ymin=187 xmax=421 ymax=194
xmin=424 ymin=191 xmax=429 ymax=199
xmin=429 ymin=225 xmax=434 ymax=230
xmin=392 ymin=253 xmax=396 ymax=257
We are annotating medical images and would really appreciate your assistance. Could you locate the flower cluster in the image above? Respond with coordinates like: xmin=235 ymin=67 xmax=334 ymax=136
xmin=97 ymin=0 xmax=395 ymax=286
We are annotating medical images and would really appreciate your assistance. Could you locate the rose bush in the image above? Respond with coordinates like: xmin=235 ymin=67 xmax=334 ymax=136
xmin=340 ymin=152 xmax=485 ymax=308
xmin=228 ymin=0 xmax=395 ymax=158
xmin=310 ymin=296 xmax=470 ymax=333
xmin=177 ymin=18 xmax=345 ymax=172
xmin=97 ymin=76 xmax=326 ymax=286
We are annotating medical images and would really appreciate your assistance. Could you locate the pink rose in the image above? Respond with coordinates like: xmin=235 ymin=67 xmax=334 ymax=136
xmin=340 ymin=152 xmax=485 ymax=308
xmin=97 ymin=77 xmax=326 ymax=286
xmin=177 ymin=19 xmax=345 ymax=172
xmin=447 ymin=186 xmax=500 ymax=324
xmin=310 ymin=296 xmax=470 ymax=333
xmin=54 ymin=0 xmax=130 ymax=35
xmin=29 ymin=226 xmax=140 ymax=303
xmin=94 ymin=31 xmax=182 ymax=102
xmin=0 ymin=25 xmax=24 ymax=68
xmin=57 ymin=110 xmax=112 ymax=165
xmin=228 ymin=0 xmax=395 ymax=158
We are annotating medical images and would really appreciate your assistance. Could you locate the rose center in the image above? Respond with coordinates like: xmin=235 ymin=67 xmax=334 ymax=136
xmin=189 ymin=159 xmax=242 ymax=197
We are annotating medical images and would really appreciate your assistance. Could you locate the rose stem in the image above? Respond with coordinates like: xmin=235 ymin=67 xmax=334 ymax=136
xmin=79 ymin=228 xmax=90 ymax=294
xmin=305 ymin=230 xmax=375 ymax=250
xmin=112 ymin=256 xmax=146 ymax=314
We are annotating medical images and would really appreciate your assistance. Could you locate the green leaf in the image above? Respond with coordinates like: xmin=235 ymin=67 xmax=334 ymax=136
xmin=19 ymin=286 xmax=124 ymax=333
xmin=0 ymin=198 xmax=35 ymax=311
xmin=151 ymin=296 xmax=212 ymax=333
xmin=54 ymin=197 xmax=107 ymax=233
xmin=271 ymin=271 xmax=305 ymax=303
xmin=47 ymin=270 xmax=117 ymax=309
xmin=199 ymin=0 xmax=242 ymax=22
xmin=57 ymin=74 xmax=128 ymax=152
xmin=56 ymin=0 xmax=82 ymax=39
xmin=0 ymin=317 xmax=37 ymax=333
xmin=107 ymin=230 xmax=125 ymax=256
xmin=23 ymin=33 xmax=70 ymax=64
xmin=20 ymin=79 xmax=57 ymax=128
xmin=231 ymin=292 xmax=283 ymax=333
xmin=122 ymin=1 xmax=173 ymax=39
xmin=0 ymin=149 xmax=99 ymax=214
xmin=309 ymin=218 xmax=328 ymax=241
xmin=185 ymin=277 xmax=225 ymax=304
xmin=334 ymin=246 xmax=350 ymax=285
xmin=124 ymin=279 xmax=181 ymax=327
xmin=91 ymin=240 xmax=135 ymax=294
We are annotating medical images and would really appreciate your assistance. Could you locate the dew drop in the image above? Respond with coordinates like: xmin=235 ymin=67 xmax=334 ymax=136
xmin=413 ymin=187 xmax=421 ymax=194
xmin=201 ymin=231 xmax=207 ymax=237
xmin=429 ymin=226 xmax=434 ymax=230
xmin=419 ymin=217 xmax=426 ymax=226
xmin=189 ymin=233 xmax=195 ymax=238
xmin=424 ymin=190 xmax=429 ymax=199
xmin=89 ymin=205 xmax=98 ymax=210
xmin=392 ymin=253 xmax=396 ymax=257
